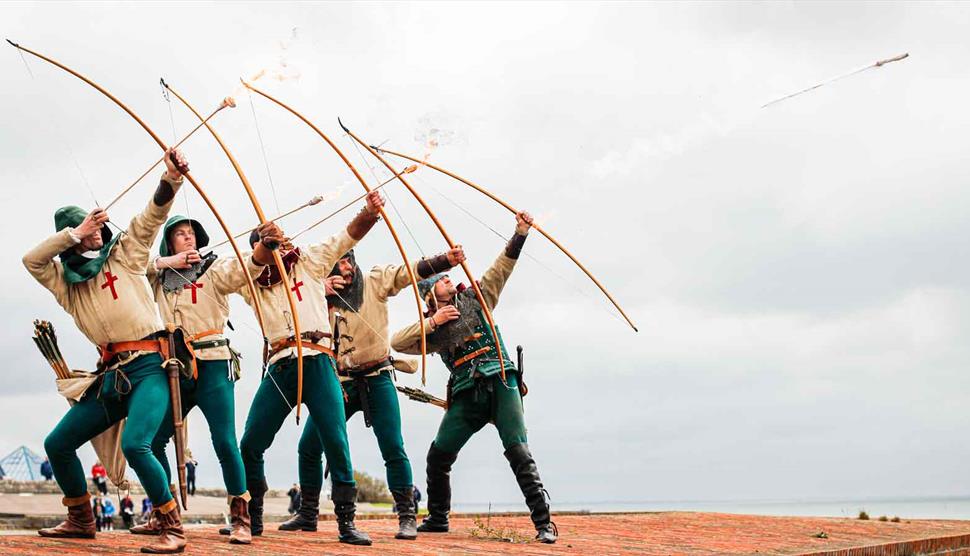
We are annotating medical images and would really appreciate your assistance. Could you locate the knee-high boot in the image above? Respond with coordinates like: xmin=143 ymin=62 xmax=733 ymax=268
xmin=417 ymin=443 xmax=458 ymax=533
xmin=505 ymin=443 xmax=557 ymax=544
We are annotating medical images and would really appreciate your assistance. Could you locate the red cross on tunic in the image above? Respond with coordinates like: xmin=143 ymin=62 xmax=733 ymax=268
xmin=184 ymin=282 xmax=204 ymax=304
xmin=101 ymin=271 xmax=119 ymax=300
xmin=291 ymin=278 xmax=305 ymax=302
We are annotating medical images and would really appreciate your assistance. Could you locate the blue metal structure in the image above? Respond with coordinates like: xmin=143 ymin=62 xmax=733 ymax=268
xmin=0 ymin=446 xmax=45 ymax=481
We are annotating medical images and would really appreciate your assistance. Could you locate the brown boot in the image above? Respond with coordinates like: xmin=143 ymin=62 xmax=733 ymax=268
xmin=140 ymin=500 xmax=186 ymax=554
xmin=38 ymin=493 xmax=96 ymax=539
xmin=228 ymin=494 xmax=252 ymax=545
xmin=130 ymin=484 xmax=175 ymax=535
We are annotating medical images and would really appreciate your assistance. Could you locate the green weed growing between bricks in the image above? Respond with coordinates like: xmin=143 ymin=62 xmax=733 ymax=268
xmin=468 ymin=504 xmax=531 ymax=544
xmin=468 ymin=517 xmax=532 ymax=544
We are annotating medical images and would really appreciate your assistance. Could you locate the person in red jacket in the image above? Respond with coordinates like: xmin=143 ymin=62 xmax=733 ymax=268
xmin=91 ymin=461 xmax=108 ymax=495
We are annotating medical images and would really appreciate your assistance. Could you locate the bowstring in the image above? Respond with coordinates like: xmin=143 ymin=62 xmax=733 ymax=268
xmin=160 ymin=80 xmax=192 ymax=221
xmin=345 ymin=134 xmax=427 ymax=258
xmin=327 ymin=275 xmax=395 ymax=350
xmin=407 ymin=164 xmax=629 ymax=328
xmin=160 ymin=261 xmax=294 ymax=411
xmin=243 ymin=91 xmax=389 ymax=404
xmin=241 ymin=96 xmax=412 ymax=347
xmin=247 ymin=89 xmax=282 ymax=214
xmin=16 ymin=50 xmax=101 ymax=208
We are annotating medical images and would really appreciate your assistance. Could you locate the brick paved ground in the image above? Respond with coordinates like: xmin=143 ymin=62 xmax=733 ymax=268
xmin=3 ymin=512 xmax=970 ymax=555
xmin=0 ymin=492 xmax=392 ymax=521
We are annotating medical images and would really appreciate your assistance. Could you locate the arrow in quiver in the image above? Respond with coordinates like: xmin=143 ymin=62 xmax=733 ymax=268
xmin=33 ymin=320 xmax=71 ymax=379
xmin=396 ymin=385 xmax=447 ymax=409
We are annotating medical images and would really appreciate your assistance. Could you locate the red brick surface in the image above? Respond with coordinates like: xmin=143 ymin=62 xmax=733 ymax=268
xmin=4 ymin=512 xmax=970 ymax=555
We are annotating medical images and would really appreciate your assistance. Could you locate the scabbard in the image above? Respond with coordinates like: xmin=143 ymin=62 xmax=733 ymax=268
xmin=166 ymin=335 xmax=188 ymax=511
xmin=354 ymin=375 xmax=372 ymax=428
xmin=516 ymin=345 xmax=528 ymax=398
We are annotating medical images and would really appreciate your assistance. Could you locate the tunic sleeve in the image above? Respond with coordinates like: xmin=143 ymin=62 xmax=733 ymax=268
xmin=22 ymin=229 xmax=76 ymax=310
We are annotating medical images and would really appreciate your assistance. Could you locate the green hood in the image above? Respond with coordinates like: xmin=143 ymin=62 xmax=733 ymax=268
xmin=54 ymin=205 xmax=120 ymax=285
xmin=159 ymin=215 xmax=209 ymax=257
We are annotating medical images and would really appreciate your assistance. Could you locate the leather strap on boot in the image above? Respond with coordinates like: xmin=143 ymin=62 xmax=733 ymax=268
xmin=130 ymin=485 xmax=175 ymax=535
xmin=418 ymin=443 xmax=458 ymax=533
xmin=278 ymin=484 xmax=320 ymax=532
xmin=229 ymin=496 xmax=252 ymax=545
xmin=391 ymin=488 xmax=418 ymax=540
xmin=332 ymin=483 xmax=372 ymax=546
xmin=38 ymin=493 xmax=96 ymax=539
xmin=139 ymin=503 xmax=186 ymax=554
xmin=129 ymin=509 xmax=162 ymax=535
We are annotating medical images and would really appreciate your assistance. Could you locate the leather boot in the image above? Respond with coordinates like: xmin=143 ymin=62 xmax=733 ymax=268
xmin=247 ymin=478 xmax=268 ymax=537
xmin=278 ymin=485 xmax=319 ymax=531
xmin=332 ymin=483 xmax=371 ymax=545
xmin=140 ymin=500 xmax=186 ymax=554
xmin=391 ymin=488 xmax=417 ymax=540
xmin=505 ymin=443 xmax=557 ymax=544
xmin=38 ymin=493 xmax=96 ymax=539
xmin=417 ymin=443 xmax=458 ymax=533
xmin=130 ymin=510 xmax=161 ymax=536
xmin=130 ymin=484 xmax=176 ymax=535
xmin=228 ymin=495 xmax=252 ymax=544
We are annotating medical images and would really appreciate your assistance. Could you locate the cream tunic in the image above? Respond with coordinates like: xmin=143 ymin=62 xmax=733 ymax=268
xmin=238 ymin=229 xmax=358 ymax=365
xmin=23 ymin=177 xmax=182 ymax=359
xmin=330 ymin=262 xmax=419 ymax=379
xmin=149 ymin=254 xmax=265 ymax=360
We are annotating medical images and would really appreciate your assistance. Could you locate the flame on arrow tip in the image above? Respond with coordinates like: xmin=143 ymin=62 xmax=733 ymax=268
xmin=422 ymin=137 xmax=439 ymax=163
xmin=321 ymin=186 xmax=344 ymax=204
xmin=403 ymin=165 xmax=418 ymax=174
xmin=232 ymin=30 xmax=303 ymax=97
xmin=222 ymin=97 xmax=237 ymax=109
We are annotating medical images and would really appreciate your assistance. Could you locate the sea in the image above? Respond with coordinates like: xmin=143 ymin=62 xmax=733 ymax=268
xmin=451 ymin=496 xmax=970 ymax=520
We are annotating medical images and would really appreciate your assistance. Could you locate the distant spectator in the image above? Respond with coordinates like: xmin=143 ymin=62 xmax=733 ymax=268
xmin=140 ymin=497 xmax=152 ymax=523
xmin=287 ymin=483 xmax=301 ymax=514
xmin=186 ymin=457 xmax=197 ymax=496
xmin=40 ymin=458 xmax=53 ymax=481
xmin=92 ymin=496 xmax=104 ymax=532
xmin=120 ymin=494 xmax=135 ymax=529
xmin=91 ymin=460 xmax=108 ymax=495
xmin=101 ymin=497 xmax=116 ymax=531
xmin=413 ymin=485 xmax=422 ymax=513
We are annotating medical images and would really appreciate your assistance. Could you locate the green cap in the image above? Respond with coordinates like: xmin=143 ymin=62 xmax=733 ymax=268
xmin=54 ymin=205 xmax=120 ymax=284
xmin=54 ymin=205 xmax=112 ymax=246
xmin=159 ymin=215 xmax=209 ymax=257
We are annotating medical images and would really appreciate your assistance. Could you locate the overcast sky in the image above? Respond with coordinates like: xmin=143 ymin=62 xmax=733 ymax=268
xmin=2 ymin=2 xmax=970 ymax=508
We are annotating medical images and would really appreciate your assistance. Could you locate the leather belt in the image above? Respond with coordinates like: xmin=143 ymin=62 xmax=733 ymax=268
xmin=191 ymin=338 xmax=229 ymax=351
xmin=337 ymin=357 xmax=392 ymax=378
xmin=98 ymin=335 xmax=168 ymax=368
xmin=188 ymin=329 xmax=225 ymax=351
xmin=453 ymin=346 xmax=491 ymax=368
xmin=268 ymin=330 xmax=334 ymax=361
